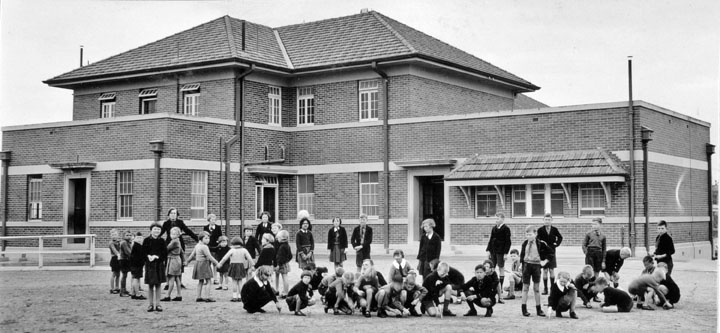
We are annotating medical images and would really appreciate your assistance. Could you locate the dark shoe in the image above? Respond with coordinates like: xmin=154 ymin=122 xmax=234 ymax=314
xmin=497 ymin=298 xmax=505 ymax=304
xmin=442 ymin=310 xmax=456 ymax=317
xmin=180 ymin=284 xmax=187 ymax=289
xmin=522 ymin=304 xmax=530 ymax=317
xmin=213 ymin=280 xmax=219 ymax=285
xmin=324 ymin=306 xmax=329 ymax=313
xmin=640 ymin=304 xmax=655 ymax=311
xmin=362 ymin=309 xmax=371 ymax=318
xmin=536 ymin=306 xmax=546 ymax=317
xmin=257 ymin=309 xmax=266 ymax=313
xmin=230 ymin=298 xmax=238 ymax=302
xmin=377 ymin=309 xmax=387 ymax=318
xmin=295 ymin=311 xmax=306 ymax=316
xmin=163 ymin=285 xmax=169 ymax=291
xmin=215 ymin=286 xmax=223 ymax=290
xmin=160 ymin=297 xmax=171 ymax=302
xmin=172 ymin=296 xmax=182 ymax=301
xmin=409 ymin=307 xmax=421 ymax=317
xmin=420 ymin=303 xmax=426 ymax=314
xmin=556 ymin=310 xmax=563 ymax=318
xmin=154 ymin=305 xmax=163 ymax=312
xmin=569 ymin=311 xmax=578 ymax=319
xmin=147 ymin=305 xmax=155 ymax=312
xmin=463 ymin=310 xmax=477 ymax=317
xmin=205 ymin=298 xmax=216 ymax=302
xmin=333 ymin=308 xmax=340 ymax=315
xmin=484 ymin=307 xmax=493 ymax=317
xmin=504 ymin=294 xmax=516 ymax=300
xmin=119 ymin=292 xmax=129 ymax=297
xmin=196 ymin=298 xmax=205 ymax=302
xmin=541 ymin=290 xmax=548 ymax=295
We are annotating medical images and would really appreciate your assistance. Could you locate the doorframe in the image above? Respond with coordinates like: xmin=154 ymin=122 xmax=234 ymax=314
xmin=406 ymin=167 xmax=450 ymax=244
xmin=63 ymin=171 xmax=91 ymax=248
xmin=254 ymin=176 xmax=279 ymax=222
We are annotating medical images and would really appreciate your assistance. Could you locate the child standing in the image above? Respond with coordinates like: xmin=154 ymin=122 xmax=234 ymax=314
xmin=142 ymin=223 xmax=167 ymax=312
xmin=287 ymin=270 xmax=316 ymax=316
xmin=546 ymin=271 xmax=578 ymax=319
xmin=653 ymin=220 xmax=675 ymax=275
xmin=217 ymin=236 xmax=254 ymax=302
xmin=129 ymin=232 xmax=145 ymax=300
xmin=255 ymin=233 xmax=276 ymax=270
xmin=118 ymin=230 xmax=133 ymax=297
xmin=327 ymin=217 xmax=348 ymax=270
xmin=296 ymin=218 xmax=315 ymax=269
xmin=582 ymin=218 xmax=607 ymax=279
xmin=162 ymin=227 xmax=184 ymax=302
xmin=460 ymin=264 xmax=496 ymax=317
xmin=108 ymin=229 xmax=121 ymax=294
xmin=537 ymin=213 xmax=563 ymax=295
xmin=593 ymin=276 xmax=633 ymax=312
xmin=214 ymin=236 xmax=230 ymax=291
xmin=486 ymin=213 xmax=511 ymax=294
xmin=574 ymin=265 xmax=596 ymax=308
xmin=503 ymin=248 xmax=522 ymax=299
xmin=275 ymin=230 xmax=292 ymax=298
xmin=186 ymin=231 xmax=220 ymax=302
xmin=242 ymin=227 xmax=261 ymax=259
xmin=388 ymin=249 xmax=410 ymax=283
xmin=519 ymin=225 xmax=551 ymax=317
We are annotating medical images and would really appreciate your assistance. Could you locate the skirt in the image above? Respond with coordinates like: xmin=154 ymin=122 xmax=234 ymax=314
xmin=275 ymin=262 xmax=291 ymax=275
xmin=297 ymin=247 xmax=314 ymax=269
xmin=166 ymin=255 xmax=183 ymax=276
xmin=228 ymin=263 xmax=247 ymax=280
xmin=217 ymin=260 xmax=230 ymax=274
xmin=192 ymin=260 xmax=213 ymax=280
xmin=144 ymin=260 xmax=166 ymax=285
xmin=329 ymin=245 xmax=346 ymax=264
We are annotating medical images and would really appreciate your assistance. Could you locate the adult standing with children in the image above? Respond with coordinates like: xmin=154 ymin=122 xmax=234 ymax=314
xmin=351 ymin=214 xmax=373 ymax=273
xmin=159 ymin=207 xmax=199 ymax=289
xmin=486 ymin=212 xmax=511 ymax=295
xmin=417 ymin=218 xmax=442 ymax=277
xmin=536 ymin=213 xmax=563 ymax=295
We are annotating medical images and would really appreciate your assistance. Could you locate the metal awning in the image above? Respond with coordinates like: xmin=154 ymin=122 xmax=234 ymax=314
xmin=49 ymin=162 xmax=97 ymax=170
xmin=98 ymin=92 xmax=116 ymax=101
xmin=180 ymin=83 xmax=200 ymax=92
xmin=138 ymin=88 xmax=157 ymax=97
xmin=395 ymin=159 xmax=457 ymax=168
xmin=245 ymin=165 xmax=298 ymax=175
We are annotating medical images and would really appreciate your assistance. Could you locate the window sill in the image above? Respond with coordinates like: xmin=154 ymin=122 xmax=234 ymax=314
xmin=117 ymin=218 xmax=134 ymax=222
xmin=268 ymin=123 xmax=282 ymax=127
xmin=296 ymin=123 xmax=315 ymax=127
xmin=359 ymin=118 xmax=379 ymax=122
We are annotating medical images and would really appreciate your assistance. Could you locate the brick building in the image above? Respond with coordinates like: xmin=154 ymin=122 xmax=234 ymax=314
xmin=0 ymin=11 xmax=713 ymax=256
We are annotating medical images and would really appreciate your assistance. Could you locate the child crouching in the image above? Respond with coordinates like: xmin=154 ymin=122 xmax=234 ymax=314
xmin=287 ymin=270 xmax=316 ymax=316
xmin=401 ymin=270 xmax=427 ymax=317
xmin=546 ymin=271 xmax=578 ymax=319
xmin=460 ymin=264 xmax=496 ymax=317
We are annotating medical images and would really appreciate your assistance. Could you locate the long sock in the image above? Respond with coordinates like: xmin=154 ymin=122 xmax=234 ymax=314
xmin=543 ymin=279 xmax=548 ymax=291
xmin=550 ymin=277 xmax=555 ymax=288
xmin=443 ymin=299 xmax=450 ymax=312
xmin=499 ymin=276 xmax=505 ymax=287
xmin=466 ymin=300 xmax=476 ymax=312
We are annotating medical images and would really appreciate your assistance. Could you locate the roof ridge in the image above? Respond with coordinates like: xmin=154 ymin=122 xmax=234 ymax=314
xmin=370 ymin=11 xmax=416 ymax=53
xmin=224 ymin=16 xmax=238 ymax=58
xmin=596 ymin=148 xmax=628 ymax=173
xmin=273 ymin=29 xmax=294 ymax=69
xmin=274 ymin=11 xmax=371 ymax=30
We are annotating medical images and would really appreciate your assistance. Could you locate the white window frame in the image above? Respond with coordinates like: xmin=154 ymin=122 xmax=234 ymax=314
xmin=268 ymin=86 xmax=282 ymax=126
xmin=579 ymin=183 xmax=606 ymax=217
xmin=297 ymin=87 xmax=315 ymax=126
xmin=297 ymin=175 xmax=314 ymax=218
xmin=141 ymin=98 xmax=157 ymax=114
xmin=550 ymin=184 xmax=565 ymax=217
xmin=513 ymin=184 xmax=566 ymax=218
xmin=359 ymin=172 xmax=379 ymax=218
xmin=101 ymin=101 xmax=115 ymax=118
xmin=183 ymin=93 xmax=199 ymax=116
xmin=190 ymin=171 xmax=208 ymax=220
xmin=28 ymin=176 xmax=42 ymax=220
xmin=255 ymin=176 xmax=279 ymax=221
xmin=358 ymin=80 xmax=379 ymax=121
xmin=512 ymin=185 xmax=526 ymax=217
xmin=117 ymin=170 xmax=133 ymax=221
xmin=475 ymin=186 xmax=497 ymax=218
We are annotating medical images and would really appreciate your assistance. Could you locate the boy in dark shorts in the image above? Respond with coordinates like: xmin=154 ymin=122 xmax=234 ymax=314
xmin=627 ymin=269 xmax=670 ymax=310
xmin=582 ymin=218 xmax=606 ymax=279
xmin=118 ymin=230 xmax=133 ymax=297
xmin=486 ymin=213 xmax=511 ymax=297
xmin=537 ymin=213 xmax=563 ymax=295
xmin=287 ymin=270 xmax=316 ymax=316
xmin=546 ymin=271 xmax=578 ymax=319
xmin=460 ymin=264 xmax=496 ymax=317
xmin=602 ymin=247 xmax=631 ymax=288
xmin=593 ymin=276 xmax=633 ymax=312
xmin=129 ymin=232 xmax=146 ymax=300
xmin=401 ymin=270 xmax=427 ymax=317
xmin=519 ymin=225 xmax=552 ymax=317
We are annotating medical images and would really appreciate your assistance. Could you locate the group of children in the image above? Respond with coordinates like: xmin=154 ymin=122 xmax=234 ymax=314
xmin=106 ymin=211 xmax=679 ymax=318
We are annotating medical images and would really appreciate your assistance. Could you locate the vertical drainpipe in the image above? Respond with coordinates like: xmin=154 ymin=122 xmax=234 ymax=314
xmin=627 ymin=57 xmax=636 ymax=255
xmin=150 ymin=141 xmax=164 ymax=222
xmin=707 ymin=143 xmax=716 ymax=259
xmin=226 ymin=65 xmax=254 ymax=235
xmin=372 ymin=62 xmax=390 ymax=252
xmin=0 ymin=151 xmax=11 ymax=260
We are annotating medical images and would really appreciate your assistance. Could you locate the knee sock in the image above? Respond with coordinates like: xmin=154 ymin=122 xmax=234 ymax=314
xmin=466 ymin=300 xmax=476 ymax=312
xmin=550 ymin=277 xmax=555 ymax=288
xmin=499 ymin=276 xmax=505 ymax=288
xmin=443 ymin=299 xmax=450 ymax=312
xmin=543 ymin=279 xmax=548 ymax=291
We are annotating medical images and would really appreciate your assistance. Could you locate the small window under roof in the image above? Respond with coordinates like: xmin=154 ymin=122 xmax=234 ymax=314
xmin=180 ymin=83 xmax=200 ymax=92
xmin=98 ymin=92 xmax=116 ymax=101
xmin=138 ymin=89 xmax=158 ymax=97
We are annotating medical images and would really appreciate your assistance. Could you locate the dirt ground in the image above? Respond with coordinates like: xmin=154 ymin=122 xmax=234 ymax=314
xmin=0 ymin=254 xmax=716 ymax=333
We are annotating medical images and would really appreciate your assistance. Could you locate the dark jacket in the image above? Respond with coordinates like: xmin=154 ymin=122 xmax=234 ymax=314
xmin=417 ymin=232 xmax=442 ymax=262
xmin=601 ymin=286 xmax=633 ymax=310
xmin=142 ymin=235 xmax=167 ymax=264
xmin=350 ymin=225 xmax=373 ymax=257
xmin=287 ymin=281 xmax=314 ymax=302
xmin=159 ymin=218 xmax=198 ymax=251
xmin=519 ymin=238 xmax=553 ymax=265
xmin=486 ymin=224 xmax=511 ymax=254
xmin=295 ymin=230 xmax=315 ymax=263
xmin=574 ymin=273 xmax=595 ymax=304
xmin=461 ymin=275 xmax=496 ymax=299
xmin=422 ymin=270 xmax=449 ymax=303
xmin=275 ymin=242 xmax=293 ymax=266
xmin=602 ymin=249 xmax=625 ymax=273
xmin=203 ymin=223 xmax=223 ymax=250
xmin=326 ymin=227 xmax=348 ymax=250
xmin=129 ymin=242 xmax=144 ymax=268
xmin=255 ymin=222 xmax=273 ymax=241
xmin=655 ymin=233 xmax=675 ymax=263
xmin=242 ymin=236 xmax=261 ymax=259
xmin=255 ymin=246 xmax=275 ymax=269
xmin=547 ymin=281 xmax=575 ymax=310
xmin=536 ymin=225 xmax=563 ymax=251
xmin=660 ymin=274 xmax=681 ymax=304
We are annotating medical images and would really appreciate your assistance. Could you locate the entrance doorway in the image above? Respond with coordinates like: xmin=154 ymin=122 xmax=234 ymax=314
xmin=418 ymin=176 xmax=444 ymax=240
xmin=66 ymin=178 xmax=88 ymax=245
xmin=255 ymin=176 xmax=278 ymax=222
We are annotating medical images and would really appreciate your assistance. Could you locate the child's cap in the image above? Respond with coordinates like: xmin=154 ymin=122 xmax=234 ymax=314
xmin=301 ymin=270 xmax=313 ymax=279
xmin=230 ymin=236 xmax=243 ymax=246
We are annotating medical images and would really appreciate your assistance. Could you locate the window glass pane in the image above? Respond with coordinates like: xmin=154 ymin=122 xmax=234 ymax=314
xmin=190 ymin=171 xmax=207 ymax=219
xmin=531 ymin=184 xmax=545 ymax=216
xmin=551 ymin=192 xmax=564 ymax=216
xmin=359 ymin=172 xmax=379 ymax=217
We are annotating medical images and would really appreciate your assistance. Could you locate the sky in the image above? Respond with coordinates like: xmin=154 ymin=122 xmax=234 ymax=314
xmin=0 ymin=0 xmax=718 ymax=180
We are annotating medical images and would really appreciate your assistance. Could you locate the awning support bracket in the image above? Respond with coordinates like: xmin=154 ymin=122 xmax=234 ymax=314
xmin=459 ymin=186 xmax=472 ymax=210
xmin=494 ymin=185 xmax=506 ymax=210
xmin=560 ymin=183 xmax=572 ymax=209
xmin=600 ymin=182 xmax=612 ymax=208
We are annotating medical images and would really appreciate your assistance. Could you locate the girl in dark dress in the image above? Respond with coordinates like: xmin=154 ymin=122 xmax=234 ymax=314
xmin=143 ymin=222 xmax=167 ymax=312
xmin=327 ymin=217 xmax=348 ymax=270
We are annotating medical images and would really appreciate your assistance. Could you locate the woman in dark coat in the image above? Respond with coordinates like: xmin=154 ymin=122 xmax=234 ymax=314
xmin=327 ymin=217 xmax=348 ymax=270
xmin=417 ymin=218 xmax=442 ymax=277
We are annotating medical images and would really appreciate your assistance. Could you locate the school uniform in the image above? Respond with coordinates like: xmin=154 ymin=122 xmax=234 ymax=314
xmin=602 ymin=249 xmax=625 ymax=274
xmin=129 ymin=241 xmax=144 ymax=279
xmin=536 ymin=225 xmax=563 ymax=269
xmin=421 ymin=270 xmax=450 ymax=307
xmin=486 ymin=223 xmax=511 ymax=269
xmin=601 ymin=286 xmax=633 ymax=312
xmin=547 ymin=281 xmax=576 ymax=313
xmin=295 ymin=229 xmax=315 ymax=268
xmin=416 ymin=232 xmax=442 ymax=277
xmin=461 ymin=275 xmax=496 ymax=312
xmin=388 ymin=259 xmax=411 ymax=283
xmin=255 ymin=222 xmax=273 ymax=242
xmin=275 ymin=241 xmax=293 ymax=274
xmin=119 ymin=240 xmax=132 ymax=274
xmin=286 ymin=281 xmax=313 ymax=310
xmin=309 ymin=270 xmax=324 ymax=291
xmin=214 ymin=245 xmax=231 ymax=274
xmin=241 ymin=275 xmax=278 ymax=313
xmin=142 ymin=235 xmax=167 ymax=285
xmin=660 ymin=274 xmax=680 ymax=304
xmin=582 ymin=229 xmax=606 ymax=272
xmin=351 ymin=225 xmax=373 ymax=267
xmin=254 ymin=246 xmax=275 ymax=269
xmin=574 ymin=273 xmax=596 ymax=305
xmin=402 ymin=282 xmax=428 ymax=311
xmin=655 ymin=233 xmax=675 ymax=275
xmin=376 ymin=284 xmax=405 ymax=312
xmin=109 ymin=240 xmax=121 ymax=273
xmin=519 ymin=238 xmax=552 ymax=284
xmin=327 ymin=226 xmax=348 ymax=264
xmin=242 ymin=236 xmax=261 ymax=259
xmin=203 ymin=223 xmax=223 ymax=251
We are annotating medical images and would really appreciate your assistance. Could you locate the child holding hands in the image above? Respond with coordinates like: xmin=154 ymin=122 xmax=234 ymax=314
xmin=217 ymin=236 xmax=254 ymax=302
xmin=186 ymin=231 xmax=220 ymax=302
xmin=162 ymin=227 xmax=184 ymax=302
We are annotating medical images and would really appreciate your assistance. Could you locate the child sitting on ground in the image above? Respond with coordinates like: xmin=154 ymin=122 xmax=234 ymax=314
xmin=546 ymin=271 xmax=578 ymax=319
xmin=503 ymin=248 xmax=522 ymax=300
xmin=460 ymin=264 xmax=495 ymax=317
xmin=376 ymin=275 xmax=407 ymax=318
xmin=593 ymin=276 xmax=633 ymax=312
xmin=574 ymin=265 xmax=596 ymax=308
xmin=287 ymin=270 xmax=316 ymax=316
xmin=401 ymin=270 xmax=427 ymax=317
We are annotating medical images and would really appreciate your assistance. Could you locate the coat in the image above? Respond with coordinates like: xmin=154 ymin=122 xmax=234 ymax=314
xmin=486 ymin=224 xmax=511 ymax=254
xmin=350 ymin=225 xmax=373 ymax=257
xmin=519 ymin=238 xmax=553 ymax=265
xmin=203 ymin=223 xmax=223 ymax=250
xmin=326 ymin=227 xmax=348 ymax=250
xmin=536 ymin=225 xmax=563 ymax=251
xmin=417 ymin=232 xmax=442 ymax=262
xmin=159 ymin=218 xmax=198 ymax=251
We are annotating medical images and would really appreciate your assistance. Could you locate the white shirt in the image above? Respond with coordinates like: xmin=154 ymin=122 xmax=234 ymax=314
xmin=254 ymin=275 xmax=264 ymax=287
